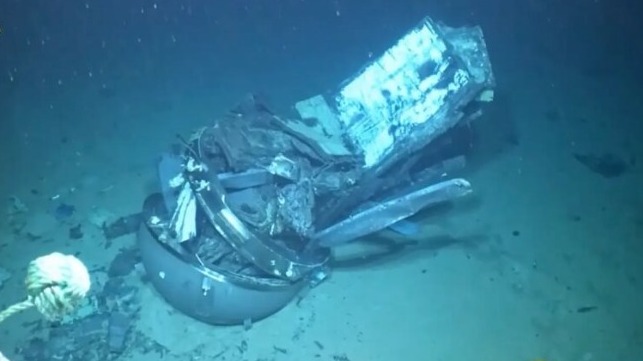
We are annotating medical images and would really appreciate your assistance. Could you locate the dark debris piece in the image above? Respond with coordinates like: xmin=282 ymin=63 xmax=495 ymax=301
xmin=103 ymin=213 xmax=144 ymax=240
xmin=100 ymin=277 xmax=140 ymax=315
xmin=332 ymin=354 xmax=352 ymax=361
xmin=573 ymin=152 xmax=629 ymax=178
xmin=20 ymin=315 xmax=110 ymax=361
xmin=108 ymin=312 xmax=131 ymax=354
xmin=19 ymin=271 xmax=144 ymax=361
xmin=54 ymin=203 xmax=75 ymax=222
xmin=69 ymin=224 xmax=83 ymax=239
xmin=108 ymin=247 xmax=141 ymax=278
xmin=576 ymin=305 xmax=597 ymax=313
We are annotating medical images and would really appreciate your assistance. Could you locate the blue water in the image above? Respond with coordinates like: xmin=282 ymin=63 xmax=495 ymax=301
xmin=1 ymin=1 xmax=642 ymax=361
